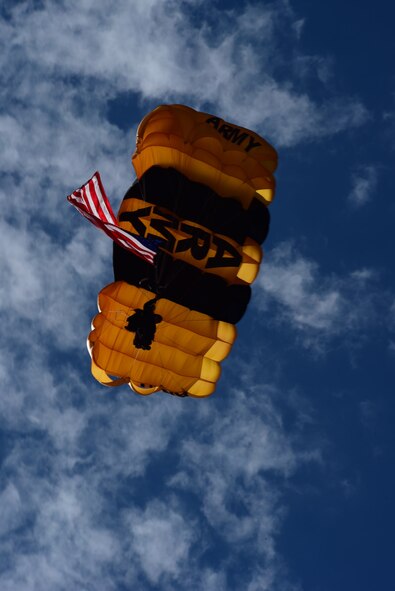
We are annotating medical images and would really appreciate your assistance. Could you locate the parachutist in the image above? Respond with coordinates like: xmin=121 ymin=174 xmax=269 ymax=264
xmin=125 ymin=298 xmax=162 ymax=350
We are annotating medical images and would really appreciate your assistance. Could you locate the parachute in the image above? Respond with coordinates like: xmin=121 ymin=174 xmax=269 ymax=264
xmin=72 ymin=104 xmax=278 ymax=397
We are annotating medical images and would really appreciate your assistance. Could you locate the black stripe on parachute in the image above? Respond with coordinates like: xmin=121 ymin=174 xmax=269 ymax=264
xmin=123 ymin=167 xmax=270 ymax=245
xmin=113 ymin=245 xmax=251 ymax=324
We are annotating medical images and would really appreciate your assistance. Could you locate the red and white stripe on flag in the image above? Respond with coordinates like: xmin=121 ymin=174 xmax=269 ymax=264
xmin=67 ymin=172 xmax=157 ymax=264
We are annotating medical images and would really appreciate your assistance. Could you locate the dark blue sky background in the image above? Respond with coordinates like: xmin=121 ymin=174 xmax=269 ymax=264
xmin=0 ymin=1 xmax=394 ymax=590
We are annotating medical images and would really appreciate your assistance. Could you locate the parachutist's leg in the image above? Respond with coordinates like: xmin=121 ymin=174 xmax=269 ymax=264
xmin=133 ymin=328 xmax=144 ymax=348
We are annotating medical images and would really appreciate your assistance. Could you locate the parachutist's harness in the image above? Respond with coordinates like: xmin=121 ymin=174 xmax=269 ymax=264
xmin=125 ymin=298 xmax=162 ymax=350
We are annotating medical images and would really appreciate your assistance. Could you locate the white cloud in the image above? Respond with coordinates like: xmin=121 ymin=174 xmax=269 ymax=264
xmin=256 ymin=242 xmax=383 ymax=348
xmin=125 ymin=501 xmax=195 ymax=584
xmin=1 ymin=0 xmax=367 ymax=157
xmin=0 ymin=483 xmax=23 ymax=537
xmin=348 ymin=165 xmax=378 ymax=207
xmin=0 ymin=220 xmax=109 ymax=350
xmin=0 ymin=473 xmax=123 ymax=591
xmin=0 ymin=351 xmax=187 ymax=589
xmin=0 ymin=328 xmax=317 ymax=591
xmin=169 ymin=387 xmax=319 ymax=587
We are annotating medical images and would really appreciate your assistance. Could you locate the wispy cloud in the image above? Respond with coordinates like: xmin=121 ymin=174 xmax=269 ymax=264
xmin=124 ymin=501 xmax=196 ymax=585
xmin=255 ymin=242 xmax=385 ymax=350
xmin=348 ymin=165 xmax=378 ymax=207
xmin=1 ymin=0 xmax=367 ymax=157
xmin=0 ymin=344 xmax=317 ymax=590
xmin=168 ymin=387 xmax=319 ymax=588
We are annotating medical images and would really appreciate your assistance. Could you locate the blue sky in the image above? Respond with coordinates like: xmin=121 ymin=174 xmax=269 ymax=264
xmin=0 ymin=1 xmax=394 ymax=590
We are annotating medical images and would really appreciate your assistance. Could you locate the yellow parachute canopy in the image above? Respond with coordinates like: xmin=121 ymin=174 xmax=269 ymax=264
xmin=87 ymin=104 xmax=278 ymax=397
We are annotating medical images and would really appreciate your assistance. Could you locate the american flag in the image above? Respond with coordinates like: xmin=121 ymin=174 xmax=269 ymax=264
xmin=67 ymin=172 xmax=157 ymax=264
